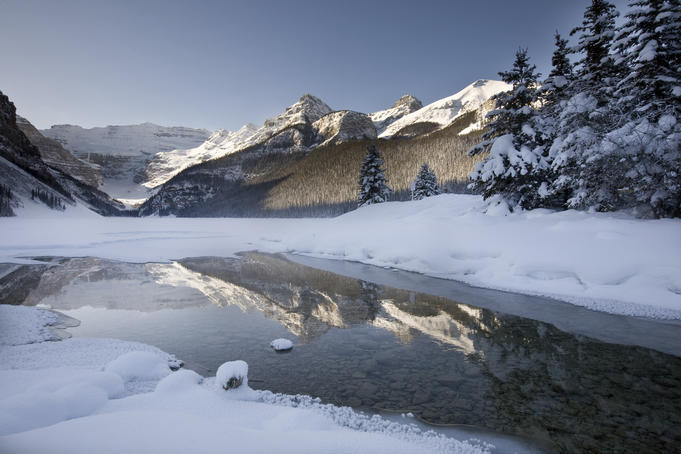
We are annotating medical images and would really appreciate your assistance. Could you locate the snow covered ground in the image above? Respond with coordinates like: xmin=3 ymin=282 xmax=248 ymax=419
xmin=0 ymin=305 xmax=490 ymax=454
xmin=2 ymin=194 xmax=680 ymax=319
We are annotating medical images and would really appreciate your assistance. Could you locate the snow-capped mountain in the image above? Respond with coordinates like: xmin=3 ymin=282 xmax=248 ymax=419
xmin=369 ymin=94 xmax=423 ymax=135
xmin=379 ymin=79 xmax=511 ymax=138
xmin=143 ymin=124 xmax=259 ymax=189
xmin=142 ymin=95 xmax=376 ymax=189
xmin=139 ymin=80 xmax=508 ymax=216
xmin=241 ymin=93 xmax=333 ymax=150
xmin=40 ymin=123 xmax=210 ymax=204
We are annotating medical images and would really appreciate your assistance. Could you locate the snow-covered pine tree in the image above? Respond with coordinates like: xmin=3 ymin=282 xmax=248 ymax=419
xmin=468 ymin=48 xmax=548 ymax=210
xmin=608 ymin=0 xmax=681 ymax=217
xmin=411 ymin=163 xmax=441 ymax=200
xmin=357 ymin=144 xmax=392 ymax=207
xmin=540 ymin=32 xmax=574 ymax=122
xmin=548 ymin=0 xmax=623 ymax=212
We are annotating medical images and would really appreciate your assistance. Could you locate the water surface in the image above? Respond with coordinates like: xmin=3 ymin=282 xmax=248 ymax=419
xmin=2 ymin=253 xmax=680 ymax=453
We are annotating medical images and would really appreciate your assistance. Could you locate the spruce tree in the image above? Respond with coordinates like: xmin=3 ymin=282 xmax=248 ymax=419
xmin=540 ymin=32 xmax=574 ymax=122
xmin=571 ymin=0 xmax=620 ymax=97
xmin=469 ymin=48 xmax=548 ymax=209
xmin=549 ymin=0 xmax=623 ymax=212
xmin=412 ymin=163 xmax=441 ymax=200
xmin=614 ymin=0 xmax=681 ymax=118
xmin=357 ymin=144 xmax=392 ymax=207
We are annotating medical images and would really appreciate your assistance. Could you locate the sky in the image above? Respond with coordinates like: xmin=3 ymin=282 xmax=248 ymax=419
xmin=0 ymin=0 xmax=629 ymax=132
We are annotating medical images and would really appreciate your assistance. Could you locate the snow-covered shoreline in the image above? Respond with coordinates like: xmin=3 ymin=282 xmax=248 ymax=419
xmin=0 ymin=305 xmax=489 ymax=454
xmin=2 ymin=194 xmax=680 ymax=319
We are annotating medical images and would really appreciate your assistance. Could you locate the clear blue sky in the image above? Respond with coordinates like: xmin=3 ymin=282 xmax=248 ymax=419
xmin=0 ymin=0 xmax=628 ymax=131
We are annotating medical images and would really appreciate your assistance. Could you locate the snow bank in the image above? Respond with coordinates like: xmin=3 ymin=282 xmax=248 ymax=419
xmin=0 ymin=305 xmax=60 ymax=345
xmin=0 ymin=305 xmax=489 ymax=454
xmin=1 ymin=194 xmax=680 ymax=318
xmin=271 ymin=338 xmax=293 ymax=351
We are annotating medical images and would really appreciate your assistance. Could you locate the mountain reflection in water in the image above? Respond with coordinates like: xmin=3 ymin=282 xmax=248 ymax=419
xmin=1 ymin=253 xmax=680 ymax=453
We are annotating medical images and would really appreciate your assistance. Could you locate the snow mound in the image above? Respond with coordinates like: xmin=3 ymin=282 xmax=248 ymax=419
xmin=216 ymin=360 xmax=249 ymax=390
xmin=103 ymin=351 xmax=171 ymax=382
xmin=155 ymin=369 xmax=203 ymax=394
xmin=0 ymin=305 xmax=60 ymax=346
xmin=270 ymin=338 xmax=293 ymax=351
xmin=379 ymin=79 xmax=510 ymax=138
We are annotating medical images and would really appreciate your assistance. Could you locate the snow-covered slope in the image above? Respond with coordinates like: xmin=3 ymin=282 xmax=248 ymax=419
xmin=143 ymin=124 xmax=258 ymax=189
xmin=379 ymin=80 xmax=511 ymax=138
xmin=370 ymin=95 xmax=423 ymax=135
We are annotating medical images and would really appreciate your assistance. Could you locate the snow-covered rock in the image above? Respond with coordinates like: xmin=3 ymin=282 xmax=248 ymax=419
xmin=379 ymin=79 xmax=511 ymax=138
xmin=313 ymin=110 xmax=376 ymax=146
xmin=216 ymin=360 xmax=249 ymax=390
xmin=370 ymin=95 xmax=423 ymax=135
xmin=270 ymin=338 xmax=293 ymax=351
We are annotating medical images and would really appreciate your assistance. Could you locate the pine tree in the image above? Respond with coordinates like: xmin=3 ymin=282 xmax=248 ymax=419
xmin=540 ymin=32 xmax=574 ymax=123
xmin=357 ymin=144 xmax=392 ymax=207
xmin=549 ymin=0 xmax=623 ymax=212
xmin=469 ymin=48 xmax=548 ymax=209
xmin=412 ymin=163 xmax=441 ymax=200
xmin=614 ymin=0 xmax=681 ymax=118
xmin=571 ymin=0 xmax=620 ymax=97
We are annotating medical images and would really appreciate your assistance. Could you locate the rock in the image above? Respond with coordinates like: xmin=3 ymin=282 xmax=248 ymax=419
xmin=216 ymin=360 xmax=248 ymax=390
xmin=313 ymin=110 xmax=377 ymax=146
xmin=270 ymin=338 xmax=293 ymax=352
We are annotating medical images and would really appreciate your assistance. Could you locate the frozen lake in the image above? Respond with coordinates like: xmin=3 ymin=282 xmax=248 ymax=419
xmin=1 ymin=253 xmax=680 ymax=453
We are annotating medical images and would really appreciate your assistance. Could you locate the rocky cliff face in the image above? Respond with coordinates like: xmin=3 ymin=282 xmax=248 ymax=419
xmin=313 ymin=111 xmax=376 ymax=146
xmin=16 ymin=116 xmax=102 ymax=188
xmin=0 ymin=91 xmax=126 ymax=216
xmin=0 ymin=90 xmax=72 ymax=215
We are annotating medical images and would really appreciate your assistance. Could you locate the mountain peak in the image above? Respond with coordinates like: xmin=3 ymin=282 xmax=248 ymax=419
xmin=290 ymin=94 xmax=333 ymax=121
xmin=392 ymin=95 xmax=422 ymax=111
